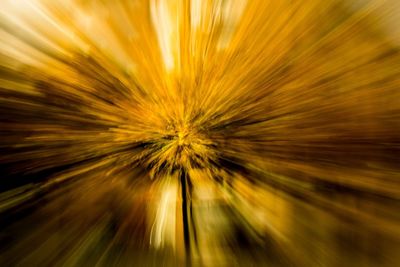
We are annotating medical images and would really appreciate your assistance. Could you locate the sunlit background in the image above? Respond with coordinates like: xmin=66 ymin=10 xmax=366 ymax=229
xmin=0 ymin=0 xmax=400 ymax=266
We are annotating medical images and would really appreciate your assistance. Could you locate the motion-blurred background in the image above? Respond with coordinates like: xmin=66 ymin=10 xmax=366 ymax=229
xmin=0 ymin=0 xmax=399 ymax=266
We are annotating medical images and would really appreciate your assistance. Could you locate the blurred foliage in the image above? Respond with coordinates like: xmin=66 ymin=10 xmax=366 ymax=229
xmin=0 ymin=0 xmax=399 ymax=266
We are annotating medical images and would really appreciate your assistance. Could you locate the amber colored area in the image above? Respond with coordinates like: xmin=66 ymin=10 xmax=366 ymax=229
xmin=0 ymin=0 xmax=399 ymax=266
